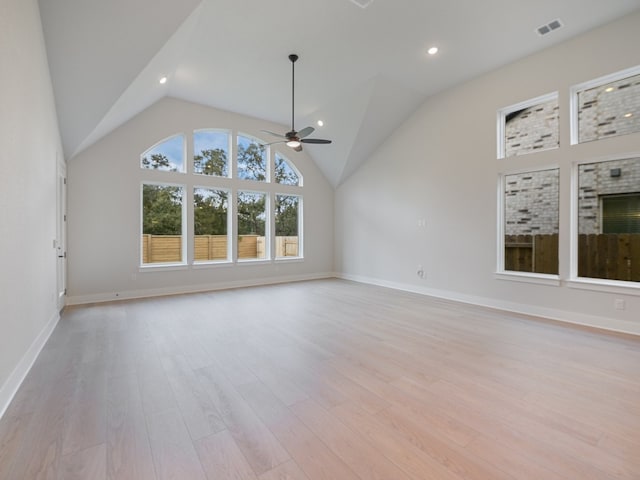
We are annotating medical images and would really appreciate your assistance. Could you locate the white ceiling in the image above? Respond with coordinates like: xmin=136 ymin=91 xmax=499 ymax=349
xmin=39 ymin=0 xmax=640 ymax=186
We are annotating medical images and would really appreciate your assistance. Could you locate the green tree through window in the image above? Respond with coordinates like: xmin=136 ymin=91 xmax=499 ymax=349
xmin=237 ymin=191 xmax=266 ymax=235
xmin=141 ymin=135 xmax=184 ymax=172
xmin=194 ymin=188 xmax=228 ymax=235
xmin=194 ymin=130 xmax=229 ymax=176
xmin=142 ymin=184 xmax=183 ymax=235
xmin=275 ymin=153 xmax=300 ymax=185
xmin=275 ymin=195 xmax=299 ymax=236
xmin=237 ymin=135 xmax=266 ymax=181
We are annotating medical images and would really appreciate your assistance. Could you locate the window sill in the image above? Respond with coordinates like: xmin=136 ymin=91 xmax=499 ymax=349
xmin=275 ymin=257 xmax=304 ymax=263
xmin=494 ymin=271 xmax=561 ymax=286
xmin=567 ymin=278 xmax=640 ymax=296
xmin=139 ymin=263 xmax=188 ymax=273
xmin=193 ymin=261 xmax=233 ymax=269
xmin=237 ymin=259 xmax=271 ymax=265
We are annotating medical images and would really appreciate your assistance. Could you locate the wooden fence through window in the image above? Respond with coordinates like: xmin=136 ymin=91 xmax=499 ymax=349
xmin=578 ymin=233 xmax=640 ymax=282
xmin=142 ymin=235 xmax=299 ymax=263
xmin=505 ymin=234 xmax=559 ymax=275
xmin=505 ymin=233 xmax=640 ymax=281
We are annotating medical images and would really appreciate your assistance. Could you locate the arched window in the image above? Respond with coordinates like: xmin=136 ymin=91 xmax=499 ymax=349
xmin=275 ymin=153 xmax=301 ymax=186
xmin=141 ymin=134 xmax=185 ymax=172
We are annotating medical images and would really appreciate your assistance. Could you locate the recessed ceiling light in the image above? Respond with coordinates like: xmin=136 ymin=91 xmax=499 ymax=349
xmin=605 ymin=87 xmax=614 ymax=92
xmin=427 ymin=47 xmax=438 ymax=55
xmin=159 ymin=76 xmax=168 ymax=85
xmin=317 ymin=120 xmax=324 ymax=127
xmin=624 ymin=112 xmax=633 ymax=118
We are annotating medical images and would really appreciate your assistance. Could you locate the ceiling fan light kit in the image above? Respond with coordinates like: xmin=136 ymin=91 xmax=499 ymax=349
xmin=261 ymin=54 xmax=332 ymax=152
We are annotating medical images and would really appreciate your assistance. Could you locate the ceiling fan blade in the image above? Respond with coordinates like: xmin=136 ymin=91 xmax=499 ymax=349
xmin=300 ymin=138 xmax=332 ymax=144
xmin=261 ymin=140 xmax=286 ymax=147
xmin=261 ymin=129 xmax=287 ymax=139
xmin=298 ymin=126 xmax=315 ymax=138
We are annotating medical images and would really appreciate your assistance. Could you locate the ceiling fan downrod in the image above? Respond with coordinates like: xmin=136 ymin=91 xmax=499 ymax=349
xmin=289 ymin=54 xmax=298 ymax=134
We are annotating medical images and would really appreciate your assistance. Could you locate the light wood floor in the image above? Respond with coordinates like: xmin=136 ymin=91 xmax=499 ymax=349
xmin=1 ymin=279 xmax=639 ymax=479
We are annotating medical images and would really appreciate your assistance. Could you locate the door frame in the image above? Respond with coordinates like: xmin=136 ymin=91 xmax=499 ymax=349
xmin=56 ymin=159 xmax=67 ymax=310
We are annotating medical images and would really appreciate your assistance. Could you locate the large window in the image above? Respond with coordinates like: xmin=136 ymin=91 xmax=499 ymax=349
xmin=572 ymin=66 xmax=640 ymax=144
xmin=194 ymin=188 xmax=229 ymax=263
xmin=237 ymin=191 xmax=267 ymax=260
xmin=141 ymin=183 xmax=185 ymax=265
xmin=577 ymin=157 xmax=640 ymax=283
xmin=140 ymin=131 xmax=303 ymax=267
xmin=501 ymin=169 xmax=559 ymax=275
xmin=275 ymin=195 xmax=301 ymax=258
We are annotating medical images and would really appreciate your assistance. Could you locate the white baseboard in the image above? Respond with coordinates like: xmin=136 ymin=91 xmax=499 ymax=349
xmin=66 ymin=272 xmax=337 ymax=306
xmin=0 ymin=310 xmax=60 ymax=420
xmin=338 ymin=273 xmax=640 ymax=336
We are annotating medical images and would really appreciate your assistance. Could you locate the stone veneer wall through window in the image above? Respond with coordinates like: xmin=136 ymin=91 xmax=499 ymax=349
xmin=504 ymin=170 xmax=559 ymax=235
xmin=578 ymin=73 xmax=640 ymax=143
xmin=505 ymin=98 xmax=559 ymax=157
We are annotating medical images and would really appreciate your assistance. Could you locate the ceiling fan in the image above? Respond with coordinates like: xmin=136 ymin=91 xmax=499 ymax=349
xmin=262 ymin=54 xmax=332 ymax=152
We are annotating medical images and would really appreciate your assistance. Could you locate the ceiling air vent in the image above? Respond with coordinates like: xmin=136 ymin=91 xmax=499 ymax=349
xmin=536 ymin=18 xmax=563 ymax=36
xmin=349 ymin=0 xmax=374 ymax=8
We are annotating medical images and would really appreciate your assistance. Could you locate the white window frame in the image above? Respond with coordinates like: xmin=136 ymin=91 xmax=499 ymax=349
xmin=497 ymin=92 xmax=559 ymax=159
xmin=570 ymin=64 xmax=640 ymax=145
xmin=495 ymin=165 xmax=560 ymax=286
xmin=140 ymin=181 xmax=187 ymax=269
xmin=139 ymin=131 xmax=306 ymax=270
xmin=568 ymin=153 xmax=640 ymax=295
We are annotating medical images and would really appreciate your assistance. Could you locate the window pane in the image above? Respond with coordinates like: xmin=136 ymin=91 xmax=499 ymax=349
xmin=578 ymin=158 xmax=640 ymax=282
xmin=237 ymin=191 xmax=267 ymax=260
xmin=275 ymin=153 xmax=300 ymax=185
xmin=577 ymin=72 xmax=640 ymax=143
xmin=142 ymin=184 xmax=184 ymax=264
xmin=194 ymin=188 xmax=229 ymax=262
xmin=141 ymin=135 xmax=185 ymax=172
xmin=275 ymin=195 xmax=300 ymax=258
xmin=503 ymin=169 xmax=559 ymax=274
xmin=503 ymin=96 xmax=559 ymax=158
xmin=237 ymin=135 xmax=267 ymax=181
xmin=194 ymin=130 xmax=229 ymax=177
xmin=602 ymin=195 xmax=640 ymax=234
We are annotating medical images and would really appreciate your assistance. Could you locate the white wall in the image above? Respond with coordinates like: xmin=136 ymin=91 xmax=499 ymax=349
xmin=0 ymin=0 xmax=63 ymax=413
xmin=336 ymin=12 xmax=640 ymax=334
xmin=67 ymin=98 xmax=334 ymax=304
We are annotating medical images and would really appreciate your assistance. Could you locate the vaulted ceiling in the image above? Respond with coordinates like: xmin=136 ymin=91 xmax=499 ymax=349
xmin=39 ymin=0 xmax=640 ymax=186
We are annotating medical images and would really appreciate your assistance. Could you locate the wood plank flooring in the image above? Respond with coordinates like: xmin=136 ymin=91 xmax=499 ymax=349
xmin=1 ymin=278 xmax=639 ymax=479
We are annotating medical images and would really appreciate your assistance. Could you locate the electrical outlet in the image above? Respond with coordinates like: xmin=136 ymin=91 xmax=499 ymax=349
xmin=614 ymin=299 xmax=625 ymax=311
xmin=417 ymin=265 xmax=425 ymax=279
